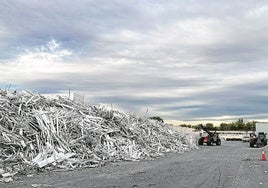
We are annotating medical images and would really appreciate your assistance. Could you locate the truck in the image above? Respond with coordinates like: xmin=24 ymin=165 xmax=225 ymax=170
xmin=249 ymin=122 xmax=268 ymax=148
xmin=198 ymin=125 xmax=221 ymax=146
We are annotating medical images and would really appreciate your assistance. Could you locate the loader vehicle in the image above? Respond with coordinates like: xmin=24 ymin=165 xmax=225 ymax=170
xmin=198 ymin=125 xmax=221 ymax=146
xmin=249 ymin=132 xmax=267 ymax=148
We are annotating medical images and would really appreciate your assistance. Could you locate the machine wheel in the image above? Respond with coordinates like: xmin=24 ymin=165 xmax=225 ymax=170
xmin=198 ymin=138 xmax=204 ymax=145
xmin=216 ymin=139 xmax=221 ymax=146
xmin=249 ymin=142 xmax=254 ymax=147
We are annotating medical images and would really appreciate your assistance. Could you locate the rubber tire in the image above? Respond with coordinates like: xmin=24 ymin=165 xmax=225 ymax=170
xmin=249 ymin=142 xmax=254 ymax=147
xmin=216 ymin=139 xmax=221 ymax=146
xmin=198 ymin=138 xmax=204 ymax=145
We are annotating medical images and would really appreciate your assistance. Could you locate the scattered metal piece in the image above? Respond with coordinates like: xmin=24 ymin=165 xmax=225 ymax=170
xmin=0 ymin=89 xmax=197 ymax=181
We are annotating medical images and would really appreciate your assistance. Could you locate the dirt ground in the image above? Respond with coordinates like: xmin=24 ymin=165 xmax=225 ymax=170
xmin=1 ymin=141 xmax=268 ymax=188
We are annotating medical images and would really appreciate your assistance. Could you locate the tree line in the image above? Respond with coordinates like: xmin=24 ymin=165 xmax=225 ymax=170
xmin=149 ymin=116 xmax=256 ymax=131
xmin=180 ymin=119 xmax=256 ymax=131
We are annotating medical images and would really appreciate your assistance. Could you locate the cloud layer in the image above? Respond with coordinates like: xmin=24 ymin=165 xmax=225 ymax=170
xmin=1 ymin=1 xmax=268 ymax=122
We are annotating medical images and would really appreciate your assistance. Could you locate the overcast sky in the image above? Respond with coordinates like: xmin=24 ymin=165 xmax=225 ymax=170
xmin=1 ymin=0 xmax=268 ymax=122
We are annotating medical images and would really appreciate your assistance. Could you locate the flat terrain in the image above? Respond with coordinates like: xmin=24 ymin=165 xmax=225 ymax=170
xmin=2 ymin=141 xmax=268 ymax=188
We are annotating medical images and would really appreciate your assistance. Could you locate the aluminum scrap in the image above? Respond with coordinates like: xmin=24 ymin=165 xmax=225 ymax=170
xmin=0 ymin=89 xmax=197 ymax=178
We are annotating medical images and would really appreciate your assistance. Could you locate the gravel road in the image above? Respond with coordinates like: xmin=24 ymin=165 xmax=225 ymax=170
xmin=2 ymin=141 xmax=268 ymax=188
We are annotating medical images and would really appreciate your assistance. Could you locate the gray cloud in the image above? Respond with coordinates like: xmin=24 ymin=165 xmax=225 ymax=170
xmin=1 ymin=0 xmax=268 ymax=122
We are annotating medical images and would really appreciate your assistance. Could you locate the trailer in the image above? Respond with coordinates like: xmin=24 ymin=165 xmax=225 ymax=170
xmin=255 ymin=122 xmax=268 ymax=134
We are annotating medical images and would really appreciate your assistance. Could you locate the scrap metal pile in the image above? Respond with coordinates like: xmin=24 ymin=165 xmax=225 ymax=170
xmin=0 ymin=89 xmax=197 ymax=181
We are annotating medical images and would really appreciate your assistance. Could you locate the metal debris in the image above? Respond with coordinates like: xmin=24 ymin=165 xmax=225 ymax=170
xmin=0 ymin=89 xmax=197 ymax=180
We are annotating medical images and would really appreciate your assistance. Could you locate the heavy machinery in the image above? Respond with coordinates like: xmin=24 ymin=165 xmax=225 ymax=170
xmin=198 ymin=125 xmax=221 ymax=146
xmin=249 ymin=122 xmax=268 ymax=148
xmin=249 ymin=132 xmax=267 ymax=148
